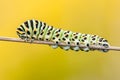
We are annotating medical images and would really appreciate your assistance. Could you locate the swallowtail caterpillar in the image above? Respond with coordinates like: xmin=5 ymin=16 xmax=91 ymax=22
xmin=16 ymin=19 xmax=110 ymax=52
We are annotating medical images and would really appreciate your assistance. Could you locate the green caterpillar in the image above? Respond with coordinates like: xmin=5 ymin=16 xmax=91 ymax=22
xmin=16 ymin=19 xmax=110 ymax=52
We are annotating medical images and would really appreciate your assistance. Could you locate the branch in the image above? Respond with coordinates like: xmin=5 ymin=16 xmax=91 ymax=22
xmin=0 ymin=36 xmax=120 ymax=51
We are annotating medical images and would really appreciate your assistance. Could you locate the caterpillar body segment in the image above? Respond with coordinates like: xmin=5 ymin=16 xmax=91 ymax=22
xmin=59 ymin=30 xmax=73 ymax=50
xmin=32 ymin=20 xmax=41 ymax=40
xmin=16 ymin=19 xmax=110 ymax=52
xmin=38 ymin=22 xmax=48 ymax=41
xmin=50 ymin=28 xmax=64 ymax=49
xmin=79 ymin=34 xmax=91 ymax=52
xmin=70 ymin=32 xmax=82 ymax=51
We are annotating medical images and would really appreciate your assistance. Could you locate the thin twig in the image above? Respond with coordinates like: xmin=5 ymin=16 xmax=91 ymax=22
xmin=0 ymin=36 xmax=120 ymax=51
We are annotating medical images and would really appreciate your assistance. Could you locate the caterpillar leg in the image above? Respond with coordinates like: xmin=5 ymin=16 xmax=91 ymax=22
xmin=72 ymin=46 xmax=80 ymax=51
xmin=50 ymin=39 xmax=59 ymax=49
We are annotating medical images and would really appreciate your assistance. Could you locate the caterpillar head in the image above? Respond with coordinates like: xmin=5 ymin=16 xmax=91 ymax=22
xmin=16 ymin=26 xmax=27 ymax=39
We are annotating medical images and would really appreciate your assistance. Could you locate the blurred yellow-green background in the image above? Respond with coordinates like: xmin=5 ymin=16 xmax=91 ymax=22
xmin=0 ymin=0 xmax=120 ymax=80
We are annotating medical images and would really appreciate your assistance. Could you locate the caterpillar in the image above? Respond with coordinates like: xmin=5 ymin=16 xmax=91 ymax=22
xmin=16 ymin=19 xmax=110 ymax=52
